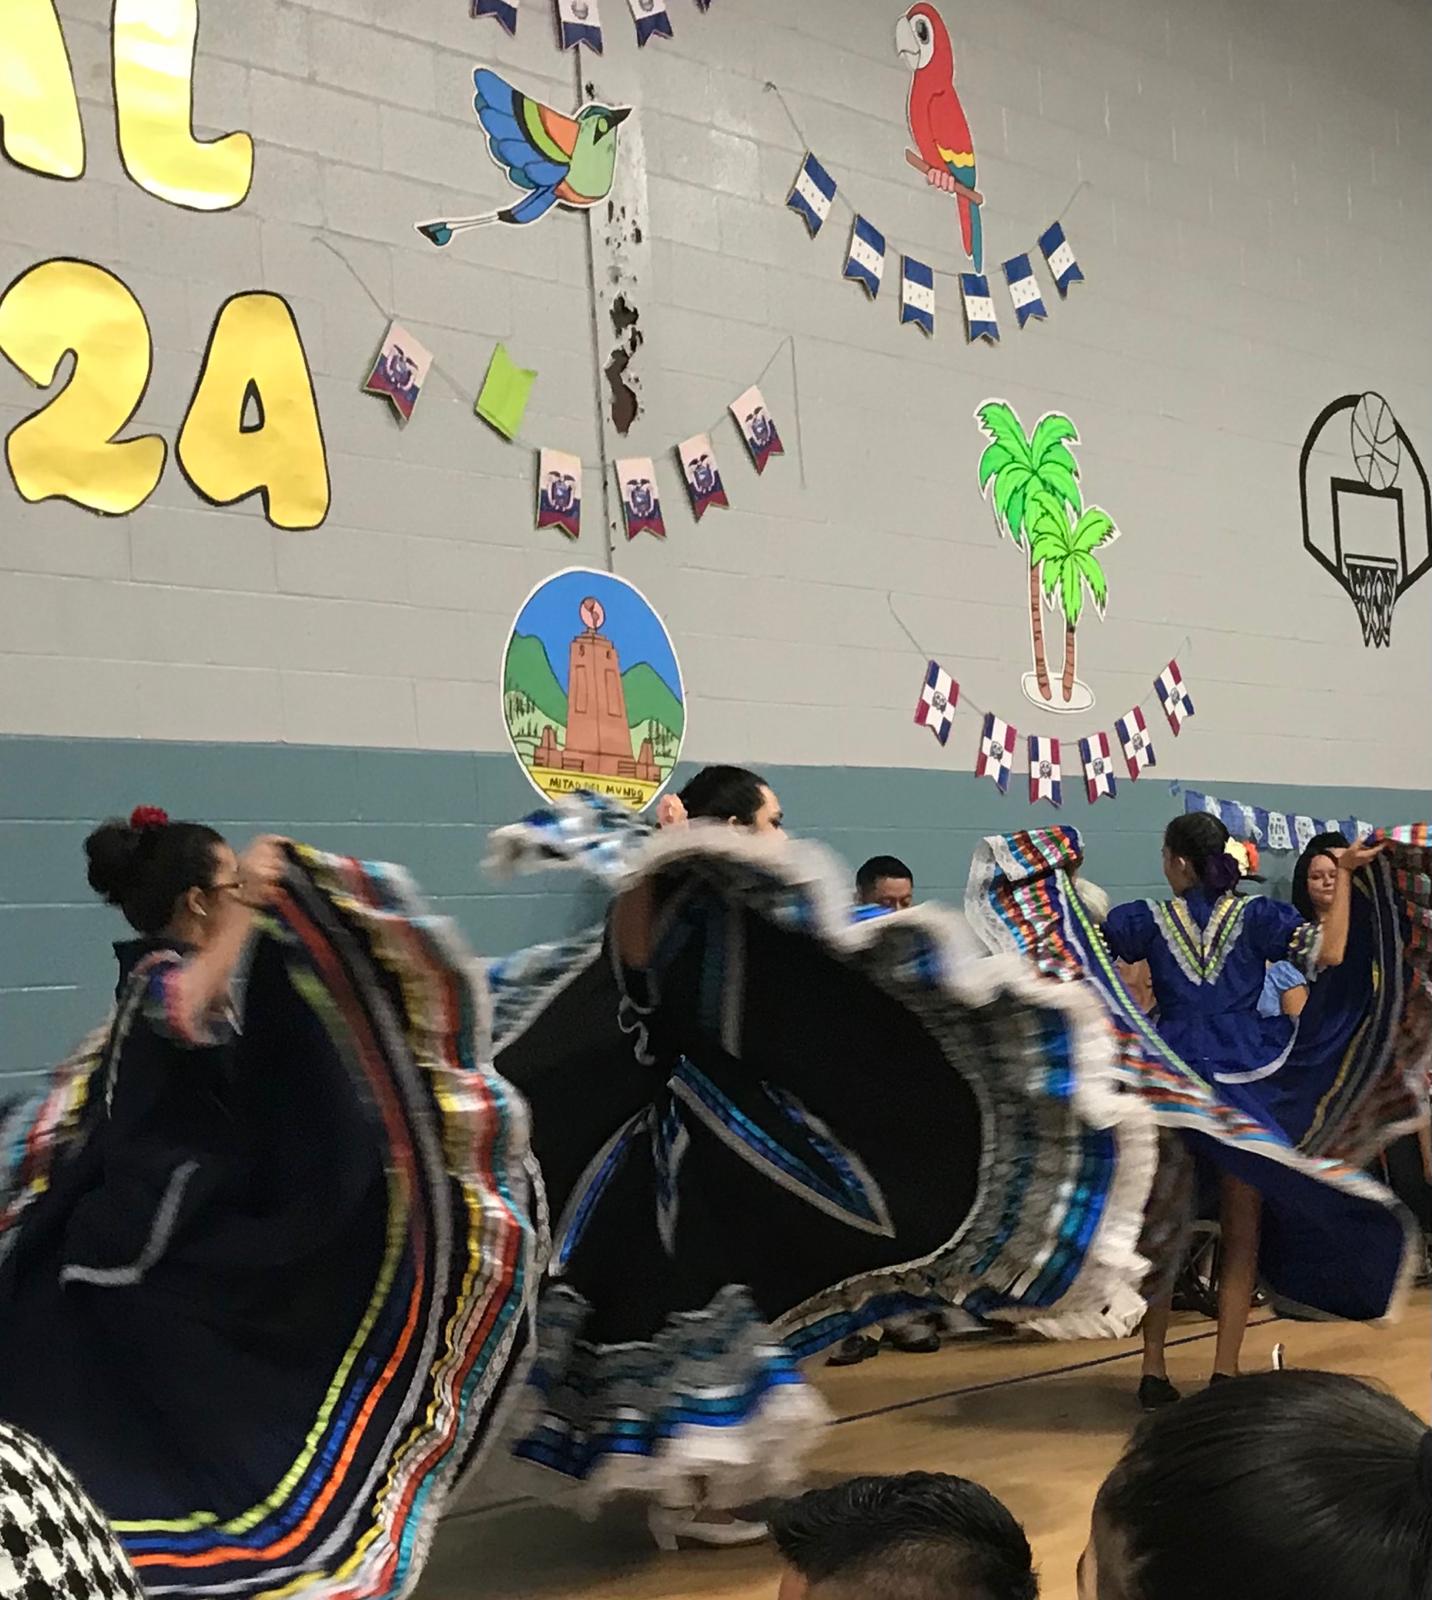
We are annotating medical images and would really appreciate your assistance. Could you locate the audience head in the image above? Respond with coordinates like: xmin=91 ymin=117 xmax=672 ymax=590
xmin=1292 ymin=830 xmax=1350 ymax=921
xmin=772 ymin=1472 xmax=1038 ymax=1600
xmin=857 ymin=855 xmax=915 ymax=912
xmin=85 ymin=808 xmax=233 ymax=939
xmin=1082 ymin=1370 xmax=1432 ymax=1600
xmin=677 ymin=765 xmax=783 ymax=833
xmin=1161 ymin=813 xmax=1240 ymax=897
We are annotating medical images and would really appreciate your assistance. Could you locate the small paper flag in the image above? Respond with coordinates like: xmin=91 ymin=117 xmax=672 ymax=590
xmin=615 ymin=457 xmax=666 ymax=539
xmin=536 ymin=448 xmax=582 ymax=538
xmin=729 ymin=385 xmax=783 ymax=474
xmin=678 ymin=433 xmax=728 ymax=519
xmin=475 ymin=344 xmax=536 ymax=440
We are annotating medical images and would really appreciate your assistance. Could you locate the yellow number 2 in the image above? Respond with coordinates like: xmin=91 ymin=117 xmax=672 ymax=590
xmin=0 ymin=259 xmax=166 ymax=515
xmin=178 ymin=294 xmax=330 ymax=531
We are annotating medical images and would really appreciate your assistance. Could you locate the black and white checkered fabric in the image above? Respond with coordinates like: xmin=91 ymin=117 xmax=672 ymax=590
xmin=0 ymin=1422 xmax=144 ymax=1599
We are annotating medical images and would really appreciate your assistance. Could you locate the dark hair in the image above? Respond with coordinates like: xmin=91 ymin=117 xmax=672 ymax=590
xmin=771 ymin=1472 xmax=1038 ymax=1600
xmin=1162 ymin=812 xmax=1240 ymax=895
xmin=1292 ymin=830 xmax=1349 ymax=920
xmin=1096 ymin=1371 xmax=1432 ymax=1600
xmin=857 ymin=855 xmax=915 ymax=896
xmin=85 ymin=815 xmax=226 ymax=935
xmin=677 ymin=765 xmax=770 ymax=825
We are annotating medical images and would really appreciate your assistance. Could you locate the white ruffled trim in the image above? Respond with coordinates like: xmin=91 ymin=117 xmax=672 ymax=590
xmin=556 ymin=1382 xmax=831 ymax=1518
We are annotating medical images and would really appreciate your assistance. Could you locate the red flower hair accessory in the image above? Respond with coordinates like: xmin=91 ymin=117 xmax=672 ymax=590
xmin=129 ymin=805 xmax=169 ymax=831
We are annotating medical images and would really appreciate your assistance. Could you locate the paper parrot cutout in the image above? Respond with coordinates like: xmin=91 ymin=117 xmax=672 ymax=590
xmin=896 ymin=4 xmax=983 ymax=271
xmin=416 ymin=68 xmax=631 ymax=247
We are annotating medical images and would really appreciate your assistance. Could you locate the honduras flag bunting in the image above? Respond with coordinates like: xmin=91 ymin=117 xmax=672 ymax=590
xmin=1080 ymin=733 xmax=1117 ymax=803
xmin=1003 ymin=253 xmax=1046 ymax=328
xmin=976 ymin=713 xmax=1016 ymax=794
xmin=844 ymin=215 xmax=886 ymax=299
xmin=1115 ymin=705 xmax=1156 ymax=778
xmin=1265 ymin=811 xmax=1293 ymax=852
xmin=1028 ymin=735 xmax=1063 ymax=807
xmin=1039 ymin=219 xmax=1084 ymax=297
xmin=787 ymin=152 xmax=836 ymax=237
xmin=914 ymin=660 xmax=959 ymax=746
xmin=472 ymin=0 xmax=520 ymax=27
xmin=557 ymin=0 xmax=604 ymax=50
xmin=960 ymin=273 xmax=999 ymax=343
xmin=901 ymin=256 xmax=935 ymax=335
xmin=627 ymin=0 xmax=672 ymax=43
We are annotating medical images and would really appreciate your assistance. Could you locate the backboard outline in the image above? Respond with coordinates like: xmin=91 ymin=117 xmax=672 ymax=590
xmin=1300 ymin=393 xmax=1432 ymax=602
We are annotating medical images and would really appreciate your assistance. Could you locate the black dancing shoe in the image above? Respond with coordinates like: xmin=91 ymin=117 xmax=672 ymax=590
xmin=826 ymin=1335 xmax=881 ymax=1368
xmin=1208 ymin=1371 xmax=1237 ymax=1387
xmin=1137 ymin=1375 xmax=1182 ymax=1412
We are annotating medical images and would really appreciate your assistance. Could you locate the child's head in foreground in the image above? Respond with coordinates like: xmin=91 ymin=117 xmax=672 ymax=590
xmin=1082 ymin=1369 xmax=1432 ymax=1600
xmin=771 ymin=1471 xmax=1038 ymax=1600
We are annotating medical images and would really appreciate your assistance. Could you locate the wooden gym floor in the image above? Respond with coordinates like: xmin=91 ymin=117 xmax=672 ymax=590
xmin=421 ymin=1299 xmax=1429 ymax=1600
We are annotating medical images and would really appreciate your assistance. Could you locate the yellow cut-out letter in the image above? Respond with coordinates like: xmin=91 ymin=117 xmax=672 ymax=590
xmin=178 ymin=294 xmax=330 ymax=530
xmin=113 ymin=0 xmax=252 ymax=210
xmin=0 ymin=259 xmax=166 ymax=515
xmin=0 ymin=0 xmax=85 ymax=178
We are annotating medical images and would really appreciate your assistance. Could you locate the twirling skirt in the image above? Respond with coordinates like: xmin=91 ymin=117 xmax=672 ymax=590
xmin=967 ymin=827 xmax=1430 ymax=1320
xmin=485 ymin=800 xmax=1159 ymax=1508
xmin=0 ymin=850 xmax=540 ymax=1599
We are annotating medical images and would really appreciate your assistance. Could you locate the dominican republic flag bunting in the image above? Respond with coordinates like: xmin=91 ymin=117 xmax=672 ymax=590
xmin=1003 ymin=253 xmax=1046 ymax=328
xmin=1079 ymin=733 xmax=1117 ymax=803
xmin=914 ymin=660 xmax=958 ymax=746
xmin=472 ymin=0 xmax=519 ymax=29
xmin=960 ymin=274 xmax=999 ymax=343
xmin=901 ymin=256 xmax=935 ymax=335
xmin=1039 ymin=220 xmax=1084 ymax=297
xmin=976 ymin=713 xmax=1016 ymax=794
xmin=1155 ymin=658 xmax=1195 ymax=733
xmin=787 ymin=152 xmax=836 ymax=237
xmin=844 ymin=215 xmax=886 ymax=298
xmin=627 ymin=0 xmax=672 ymax=42
xmin=1115 ymin=706 xmax=1156 ymax=778
xmin=1028 ymin=735 xmax=1063 ymax=807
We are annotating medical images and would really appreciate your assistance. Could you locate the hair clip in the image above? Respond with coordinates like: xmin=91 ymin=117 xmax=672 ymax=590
xmin=129 ymin=805 xmax=170 ymax=831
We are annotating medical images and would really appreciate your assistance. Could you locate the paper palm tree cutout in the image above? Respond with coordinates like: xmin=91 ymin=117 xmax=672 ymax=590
xmin=975 ymin=401 xmax=1119 ymax=713
xmin=1027 ymin=491 xmax=1120 ymax=705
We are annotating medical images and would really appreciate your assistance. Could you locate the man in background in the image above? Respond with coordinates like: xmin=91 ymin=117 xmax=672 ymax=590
xmin=772 ymin=1473 xmax=1039 ymax=1600
xmin=856 ymin=855 xmax=916 ymax=912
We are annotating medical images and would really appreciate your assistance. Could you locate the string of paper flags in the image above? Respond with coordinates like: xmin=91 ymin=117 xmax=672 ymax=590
xmin=769 ymin=84 xmax=1085 ymax=346
xmin=470 ymin=0 xmax=714 ymax=50
xmin=326 ymin=231 xmax=799 ymax=542
xmin=1183 ymin=792 xmax=1375 ymax=854
xmin=912 ymin=648 xmax=1194 ymax=807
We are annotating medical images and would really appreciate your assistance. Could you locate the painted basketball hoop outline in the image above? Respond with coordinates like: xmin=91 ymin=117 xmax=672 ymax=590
xmin=1299 ymin=391 xmax=1431 ymax=648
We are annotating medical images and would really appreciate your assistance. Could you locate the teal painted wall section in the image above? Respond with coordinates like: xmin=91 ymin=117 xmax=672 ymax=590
xmin=1 ymin=734 xmax=1427 ymax=1095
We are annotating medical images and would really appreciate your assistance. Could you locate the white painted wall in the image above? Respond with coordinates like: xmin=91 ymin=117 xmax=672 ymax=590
xmin=0 ymin=0 xmax=1427 ymax=787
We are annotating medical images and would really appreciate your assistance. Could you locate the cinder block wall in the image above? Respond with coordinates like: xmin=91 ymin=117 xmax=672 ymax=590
xmin=0 ymin=0 xmax=1427 ymax=1091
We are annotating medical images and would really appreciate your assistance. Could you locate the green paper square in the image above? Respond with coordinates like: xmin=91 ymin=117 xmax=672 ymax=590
xmin=476 ymin=344 xmax=536 ymax=440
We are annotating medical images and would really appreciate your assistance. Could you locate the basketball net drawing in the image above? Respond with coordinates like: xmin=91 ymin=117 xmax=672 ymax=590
xmin=1299 ymin=392 xmax=1431 ymax=647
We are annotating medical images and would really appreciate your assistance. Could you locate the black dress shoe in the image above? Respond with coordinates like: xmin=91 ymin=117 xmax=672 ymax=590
xmin=826 ymin=1335 xmax=880 ymax=1368
xmin=1137 ymin=1375 xmax=1182 ymax=1412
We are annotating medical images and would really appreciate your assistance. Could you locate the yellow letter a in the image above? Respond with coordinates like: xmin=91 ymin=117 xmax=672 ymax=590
xmin=178 ymin=294 xmax=330 ymax=531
